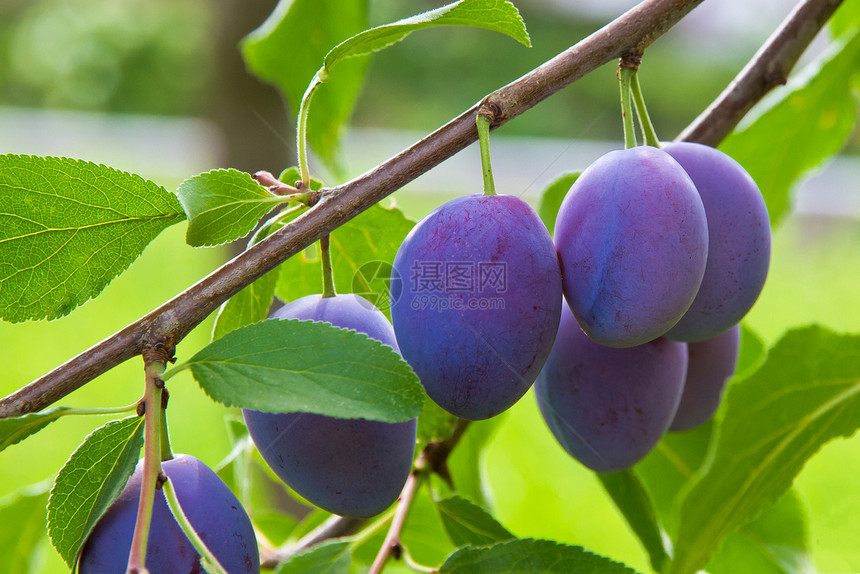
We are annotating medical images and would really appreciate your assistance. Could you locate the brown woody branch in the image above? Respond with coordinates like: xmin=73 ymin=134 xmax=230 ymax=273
xmin=0 ymin=0 xmax=839 ymax=417
xmin=679 ymin=0 xmax=844 ymax=145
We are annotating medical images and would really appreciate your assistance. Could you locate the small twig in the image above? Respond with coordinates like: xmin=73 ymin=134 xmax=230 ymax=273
xmin=679 ymin=0 xmax=844 ymax=145
xmin=368 ymin=419 xmax=472 ymax=574
xmin=368 ymin=465 xmax=427 ymax=574
xmin=126 ymin=349 xmax=167 ymax=573
xmin=259 ymin=515 xmax=366 ymax=568
xmin=253 ymin=170 xmax=301 ymax=195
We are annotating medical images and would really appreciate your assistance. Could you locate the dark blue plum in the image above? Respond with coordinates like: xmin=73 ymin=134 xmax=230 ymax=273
xmin=670 ymin=324 xmax=740 ymax=431
xmin=390 ymin=194 xmax=562 ymax=421
xmin=243 ymin=294 xmax=417 ymax=518
xmin=535 ymin=304 xmax=688 ymax=473
xmin=662 ymin=142 xmax=771 ymax=342
xmin=79 ymin=454 xmax=259 ymax=574
xmin=554 ymin=146 xmax=709 ymax=348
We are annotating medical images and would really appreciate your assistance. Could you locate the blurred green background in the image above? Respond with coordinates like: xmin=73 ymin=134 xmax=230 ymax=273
xmin=1 ymin=0 xmax=858 ymax=572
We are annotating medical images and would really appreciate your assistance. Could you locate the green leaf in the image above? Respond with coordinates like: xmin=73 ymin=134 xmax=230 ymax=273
xmin=174 ymin=318 xmax=424 ymax=422
xmin=211 ymin=271 xmax=279 ymax=340
xmin=597 ymin=471 xmax=669 ymax=573
xmin=0 ymin=154 xmax=185 ymax=322
xmin=736 ymin=323 xmax=767 ymax=380
xmin=830 ymin=0 xmax=860 ymax=38
xmin=175 ymin=168 xmax=286 ymax=247
xmin=448 ymin=417 xmax=506 ymax=506
xmin=242 ymin=0 xmax=370 ymax=172
xmin=439 ymin=538 xmax=637 ymax=573
xmin=719 ymin=29 xmax=860 ymax=226
xmin=323 ymin=0 xmax=531 ymax=74
xmin=636 ymin=422 xmax=714 ymax=536
xmin=0 ymin=406 xmax=75 ymax=453
xmin=538 ymin=172 xmax=580 ymax=235
xmin=707 ymin=490 xmax=811 ymax=574
xmin=669 ymin=326 xmax=860 ymax=574
xmin=275 ymin=203 xmax=415 ymax=319
xmin=435 ymin=495 xmax=514 ymax=547
xmin=418 ymin=398 xmax=459 ymax=445
xmin=274 ymin=540 xmax=352 ymax=574
xmin=46 ymin=416 xmax=145 ymax=569
xmin=0 ymin=485 xmax=50 ymax=574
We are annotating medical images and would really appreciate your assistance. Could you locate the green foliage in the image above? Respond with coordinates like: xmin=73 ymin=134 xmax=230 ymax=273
xmin=211 ymin=268 xmax=279 ymax=340
xmin=669 ymin=326 xmax=860 ymax=574
xmin=537 ymin=172 xmax=579 ymax=235
xmin=439 ymin=538 xmax=638 ymax=573
xmin=706 ymin=490 xmax=811 ymax=574
xmin=435 ymin=495 xmax=515 ymax=547
xmin=275 ymin=203 xmax=415 ymax=317
xmin=46 ymin=416 xmax=144 ymax=570
xmin=322 ymin=0 xmax=531 ymax=74
xmin=0 ymin=485 xmax=50 ymax=573
xmin=0 ymin=406 xmax=75 ymax=453
xmin=597 ymin=471 xmax=668 ymax=573
xmin=242 ymin=0 xmax=370 ymax=172
xmin=171 ymin=318 xmax=424 ymax=422
xmin=175 ymin=168 xmax=288 ymax=247
xmin=720 ymin=28 xmax=860 ymax=226
xmin=275 ymin=540 xmax=352 ymax=574
xmin=0 ymin=154 xmax=185 ymax=322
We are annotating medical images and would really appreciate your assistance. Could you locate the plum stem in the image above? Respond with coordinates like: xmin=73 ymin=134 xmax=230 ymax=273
xmin=126 ymin=355 xmax=165 ymax=573
xmin=367 ymin=418 xmax=471 ymax=574
xmin=320 ymin=235 xmax=336 ymax=298
xmin=618 ymin=65 xmax=638 ymax=149
xmin=160 ymin=410 xmax=173 ymax=461
xmin=297 ymin=72 xmax=324 ymax=188
xmin=631 ymin=73 xmax=661 ymax=147
xmin=476 ymin=110 xmax=497 ymax=196
xmin=162 ymin=476 xmax=229 ymax=574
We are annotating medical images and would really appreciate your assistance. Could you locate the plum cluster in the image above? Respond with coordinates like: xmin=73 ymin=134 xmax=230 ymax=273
xmin=539 ymin=142 xmax=769 ymax=471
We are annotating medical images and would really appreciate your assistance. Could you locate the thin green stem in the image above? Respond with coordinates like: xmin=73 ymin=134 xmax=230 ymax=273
xmin=126 ymin=360 xmax=165 ymax=573
xmin=631 ymin=73 xmax=661 ymax=147
xmin=618 ymin=66 xmax=637 ymax=149
xmin=320 ymin=235 xmax=336 ymax=298
xmin=62 ymin=402 xmax=139 ymax=416
xmin=297 ymin=72 xmax=324 ymax=188
xmin=476 ymin=112 xmax=497 ymax=196
xmin=160 ymin=410 xmax=173 ymax=462
xmin=162 ymin=476 xmax=229 ymax=574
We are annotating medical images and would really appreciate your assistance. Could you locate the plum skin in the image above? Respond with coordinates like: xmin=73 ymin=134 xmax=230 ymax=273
xmin=554 ymin=146 xmax=709 ymax=348
xmin=79 ymin=454 xmax=259 ymax=574
xmin=662 ymin=142 xmax=771 ymax=342
xmin=390 ymin=194 xmax=563 ymax=421
xmin=243 ymin=294 xmax=417 ymax=518
xmin=670 ymin=324 xmax=740 ymax=431
xmin=535 ymin=304 xmax=688 ymax=473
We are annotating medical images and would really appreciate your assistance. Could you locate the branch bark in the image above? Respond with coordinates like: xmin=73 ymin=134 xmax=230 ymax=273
xmin=0 ymin=0 xmax=838 ymax=417
xmin=678 ymin=0 xmax=844 ymax=145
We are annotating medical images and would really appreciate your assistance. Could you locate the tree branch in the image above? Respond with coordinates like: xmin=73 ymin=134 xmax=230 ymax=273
xmin=678 ymin=0 xmax=844 ymax=145
xmin=0 ymin=0 xmax=835 ymax=417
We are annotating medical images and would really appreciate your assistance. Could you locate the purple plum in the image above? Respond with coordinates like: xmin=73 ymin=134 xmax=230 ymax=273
xmin=661 ymin=142 xmax=771 ymax=342
xmin=79 ymin=454 xmax=259 ymax=573
xmin=535 ymin=304 xmax=688 ymax=473
xmin=554 ymin=146 xmax=709 ymax=347
xmin=243 ymin=294 xmax=417 ymax=518
xmin=670 ymin=324 xmax=740 ymax=431
xmin=390 ymin=194 xmax=562 ymax=420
